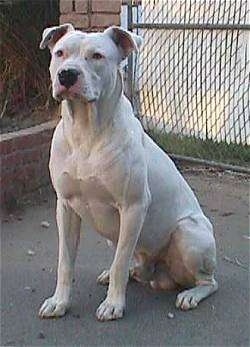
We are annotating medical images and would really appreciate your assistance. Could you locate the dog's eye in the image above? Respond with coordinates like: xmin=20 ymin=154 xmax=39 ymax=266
xmin=92 ymin=52 xmax=104 ymax=60
xmin=55 ymin=50 xmax=63 ymax=57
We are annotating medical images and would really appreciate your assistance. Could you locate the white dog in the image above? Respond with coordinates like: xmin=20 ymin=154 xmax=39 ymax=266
xmin=39 ymin=23 xmax=218 ymax=321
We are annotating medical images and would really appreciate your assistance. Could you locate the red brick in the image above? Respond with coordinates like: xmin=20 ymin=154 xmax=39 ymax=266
xmin=15 ymin=134 xmax=37 ymax=150
xmin=0 ymin=191 xmax=4 ymax=207
xmin=12 ymin=170 xmax=24 ymax=187
xmin=91 ymin=13 xmax=120 ymax=28
xmin=60 ymin=0 xmax=73 ymax=13
xmin=0 ymin=139 xmax=15 ymax=155
xmin=0 ymin=141 xmax=8 ymax=155
xmin=0 ymin=173 xmax=12 ymax=189
xmin=1 ymin=152 xmax=22 ymax=169
xmin=75 ymin=0 xmax=88 ymax=13
xmin=36 ymin=134 xmax=47 ymax=145
xmin=0 ymin=122 xmax=56 ymax=208
xmin=41 ymin=131 xmax=54 ymax=143
xmin=24 ymin=149 xmax=42 ymax=164
xmin=23 ymin=165 xmax=36 ymax=180
xmin=60 ymin=13 xmax=89 ymax=29
xmin=92 ymin=0 xmax=121 ymax=13
xmin=39 ymin=143 xmax=50 ymax=156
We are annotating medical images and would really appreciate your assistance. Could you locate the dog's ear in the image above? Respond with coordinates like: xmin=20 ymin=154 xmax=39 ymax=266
xmin=104 ymin=26 xmax=143 ymax=61
xmin=39 ymin=23 xmax=74 ymax=51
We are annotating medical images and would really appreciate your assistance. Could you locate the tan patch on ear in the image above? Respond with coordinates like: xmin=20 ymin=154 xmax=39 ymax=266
xmin=117 ymin=31 xmax=136 ymax=57
xmin=104 ymin=26 xmax=141 ymax=60
xmin=50 ymin=28 xmax=67 ymax=47
xmin=40 ymin=23 xmax=74 ymax=50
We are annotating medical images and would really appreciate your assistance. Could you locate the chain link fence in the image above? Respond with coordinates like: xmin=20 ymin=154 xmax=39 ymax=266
xmin=125 ymin=0 xmax=250 ymax=169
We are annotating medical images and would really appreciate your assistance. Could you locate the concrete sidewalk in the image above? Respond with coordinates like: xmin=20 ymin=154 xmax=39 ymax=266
xmin=1 ymin=170 xmax=249 ymax=346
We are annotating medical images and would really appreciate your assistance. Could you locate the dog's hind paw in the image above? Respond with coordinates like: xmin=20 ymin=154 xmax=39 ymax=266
xmin=97 ymin=269 xmax=110 ymax=285
xmin=39 ymin=296 xmax=69 ymax=318
xmin=96 ymin=298 xmax=124 ymax=321
xmin=176 ymin=280 xmax=218 ymax=311
xmin=176 ymin=290 xmax=199 ymax=310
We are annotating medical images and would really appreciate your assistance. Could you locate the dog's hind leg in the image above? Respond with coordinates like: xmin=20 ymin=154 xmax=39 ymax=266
xmin=97 ymin=268 xmax=136 ymax=286
xmin=97 ymin=248 xmax=153 ymax=286
xmin=176 ymin=278 xmax=218 ymax=310
xmin=39 ymin=198 xmax=81 ymax=318
xmin=97 ymin=241 xmax=136 ymax=286
xmin=165 ymin=223 xmax=218 ymax=310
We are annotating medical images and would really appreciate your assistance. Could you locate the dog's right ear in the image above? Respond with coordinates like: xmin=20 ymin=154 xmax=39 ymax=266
xmin=39 ymin=23 xmax=74 ymax=51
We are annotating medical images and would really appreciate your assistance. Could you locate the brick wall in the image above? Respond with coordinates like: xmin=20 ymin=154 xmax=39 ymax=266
xmin=60 ymin=0 xmax=121 ymax=31
xmin=0 ymin=121 xmax=57 ymax=211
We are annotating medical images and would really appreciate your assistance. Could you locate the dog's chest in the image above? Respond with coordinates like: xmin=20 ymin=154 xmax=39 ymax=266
xmin=56 ymin=153 xmax=119 ymax=233
xmin=57 ymin=151 xmax=115 ymax=205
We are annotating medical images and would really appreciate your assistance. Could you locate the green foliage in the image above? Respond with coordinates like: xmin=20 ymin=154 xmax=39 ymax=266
xmin=149 ymin=129 xmax=250 ymax=166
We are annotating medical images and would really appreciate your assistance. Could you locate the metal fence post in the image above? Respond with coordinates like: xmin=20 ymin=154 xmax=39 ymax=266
xmin=127 ymin=0 xmax=133 ymax=104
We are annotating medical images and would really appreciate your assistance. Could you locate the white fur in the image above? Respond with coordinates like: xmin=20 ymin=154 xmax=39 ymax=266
xmin=39 ymin=25 xmax=217 ymax=321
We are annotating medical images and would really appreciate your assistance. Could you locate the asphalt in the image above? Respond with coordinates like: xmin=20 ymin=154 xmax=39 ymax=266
xmin=1 ymin=169 xmax=249 ymax=347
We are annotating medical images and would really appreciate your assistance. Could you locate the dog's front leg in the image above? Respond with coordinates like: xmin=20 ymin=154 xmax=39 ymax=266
xmin=96 ymin=201 xmax=149 ymax=321
xmin=39 ymin=198 xmax=81 ymax=318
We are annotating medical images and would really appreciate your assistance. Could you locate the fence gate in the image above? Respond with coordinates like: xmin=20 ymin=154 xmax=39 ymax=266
xmin=125 ymin=0 xmax=250 ymax=170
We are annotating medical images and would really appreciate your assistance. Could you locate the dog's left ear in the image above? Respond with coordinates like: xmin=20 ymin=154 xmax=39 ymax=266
xmin=104 ymin=26 xmax=143 ymax=61
xmin=39 ymin=23 xmax=74 ymax=51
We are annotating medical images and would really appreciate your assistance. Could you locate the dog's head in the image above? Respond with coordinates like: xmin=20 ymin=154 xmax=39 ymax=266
xmin=40 ymin=23 xmax=143 ymax=102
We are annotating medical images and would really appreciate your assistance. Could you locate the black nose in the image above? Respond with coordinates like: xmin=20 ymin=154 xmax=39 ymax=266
xmin=58 ymin=69 xmax=79 ymax=88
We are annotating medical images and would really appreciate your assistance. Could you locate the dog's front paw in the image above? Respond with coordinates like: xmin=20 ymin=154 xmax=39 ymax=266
xmin=39 ymin=296 xmax=69 ymax=318
xmin=96 ymin=298 xmax=125 ymax=321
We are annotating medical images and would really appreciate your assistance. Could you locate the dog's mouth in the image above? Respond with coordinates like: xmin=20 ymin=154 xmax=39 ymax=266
xmin=54 ymin=85 xmax=97 ymax=103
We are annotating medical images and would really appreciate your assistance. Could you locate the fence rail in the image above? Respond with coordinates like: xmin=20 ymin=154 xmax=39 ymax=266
xmin=131 ymin=22 xmax=250 ymax=30
xmin=126 ymin=0 xmax=250 ymax=169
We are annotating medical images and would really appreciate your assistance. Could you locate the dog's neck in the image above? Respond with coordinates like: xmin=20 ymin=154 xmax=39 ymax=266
xmin=61 ymin=69 xmax=123 ymax=156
